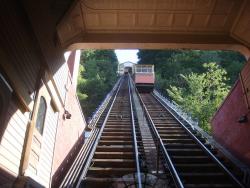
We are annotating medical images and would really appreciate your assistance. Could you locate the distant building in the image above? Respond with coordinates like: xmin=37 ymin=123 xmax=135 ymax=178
xmin=118 ymin=61 xmax=136 ymax=75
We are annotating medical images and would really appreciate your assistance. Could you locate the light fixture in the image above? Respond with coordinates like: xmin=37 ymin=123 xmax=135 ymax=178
xmin=238 ymin=115 xmax=248 ymax=123
xmin=64 ymin=110 xmax=72 ymax=119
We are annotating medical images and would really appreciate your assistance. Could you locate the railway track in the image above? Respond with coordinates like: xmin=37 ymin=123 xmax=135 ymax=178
xmin=59 ymin=75 xmax=247 ymax=188
xmin=139 ymin=93 xmax=245 ymax=188
xmin=78 ymin=75 xmax=144 ymax=188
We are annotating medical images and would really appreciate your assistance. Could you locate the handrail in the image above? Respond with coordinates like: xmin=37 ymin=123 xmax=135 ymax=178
xmin=58 ymin=77 xmax=122 ymax=188
xmin=152 ymin=93 xmax=245 ymax=188
xmin=154 ymin=90 xmax=250 ymax=175
xmin=75 ymin=76 xmax=124 ymax=188
xmin=128 ymin=75 xmax=142 ymax=188
xmin=130 ymin=78 xmax=184 ymax=188
xmin=153 ymin=90 xmax=198 ymax=129
xmin=59 ymin=129 xmax=98 ymax=187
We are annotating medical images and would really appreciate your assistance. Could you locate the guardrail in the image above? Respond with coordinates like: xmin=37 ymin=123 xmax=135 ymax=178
xmin=75 ymin=76 xmax=123 ymax=187
xmin=153 ymin=90 xmax=198 ymax=129
xmin=153 ymin=90 xmax=245 ymax=188
xmin=58 ymin=77 xmax=122 ymax=188
xmin=153 ymin=89 xmax=250 ymax=187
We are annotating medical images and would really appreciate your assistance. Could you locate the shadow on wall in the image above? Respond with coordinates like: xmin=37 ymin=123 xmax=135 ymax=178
xmin=0 ymin=166 xmax=16 ymax=187
xmin=0 ymin=72 xmax=13 ymax=142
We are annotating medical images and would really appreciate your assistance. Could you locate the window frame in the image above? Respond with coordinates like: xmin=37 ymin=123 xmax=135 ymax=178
xmin=35 ymin=96 xmax=47 ymax=135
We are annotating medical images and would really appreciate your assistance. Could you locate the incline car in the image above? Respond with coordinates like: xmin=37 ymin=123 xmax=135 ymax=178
xmin=124 ymin=66 xmax=132 ymax=74
xmin=133 ymin=64 xmax=155 ymax=92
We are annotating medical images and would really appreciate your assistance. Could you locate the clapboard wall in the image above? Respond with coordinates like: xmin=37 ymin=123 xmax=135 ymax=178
xmin=25 ymin=103 xmax=58 ymax=187
xmin=0 ymin=1 xmax=86 ymax=187
xmin=0 ymin=0 xmax=63 ymax=186
xmin=0 ymin=0 xmax=40 ymax=183
xmin=0 ymin=100 xmax=29 ymax=176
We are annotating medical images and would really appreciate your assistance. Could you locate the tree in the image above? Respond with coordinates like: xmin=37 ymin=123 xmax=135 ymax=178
xmin=167 ymin=63 xmax=229 ymax=132
xmin=77 ymin=50 xmax=118 ymax=118
xmin=137 ymin=49 xmax=246 ymax=133
xmin=137 ymin=50 xmax=245 ymax=93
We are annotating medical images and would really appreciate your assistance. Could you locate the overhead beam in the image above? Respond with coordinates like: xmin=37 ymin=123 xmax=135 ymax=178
xmin=64 ymin=33 xmax=250 ymax=59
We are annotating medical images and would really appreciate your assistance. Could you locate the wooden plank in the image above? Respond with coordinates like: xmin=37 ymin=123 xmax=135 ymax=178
xmin=0 ymin=146 xmax=20 ymax=166
xmin=0 ymin=136 xmax=23 ymax=154
xmin=87 ymin=167 xmax=135 ymax=177
xmin=5 ymin=125 xmax=25 ymax=146
xmin=0 ymin=154 xmax=19 ymax=175
xmin=9 ymin=110 xmax=29 ymax=132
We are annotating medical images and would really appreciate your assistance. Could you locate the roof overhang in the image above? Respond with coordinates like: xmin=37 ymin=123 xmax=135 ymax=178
xmin=56 ymin=0 xmax=250 ymax=58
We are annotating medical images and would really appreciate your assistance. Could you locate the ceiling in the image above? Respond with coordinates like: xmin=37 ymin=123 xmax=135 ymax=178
xmin=56 ymin=0 xmax=250 ymax=55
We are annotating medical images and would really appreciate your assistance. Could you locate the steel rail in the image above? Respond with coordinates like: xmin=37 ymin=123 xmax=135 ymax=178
xmin=75 ymin=77 xmax=124 ymax=188
xmin=59 ymin=78 xmax=122 ymax=187
xmin=130 ymin=79 xmax=184 ymax=188
xmin=128 ymin=75 xmax=142 ymax=188
xmin=152 ymin=93 xmax=245 ymax=188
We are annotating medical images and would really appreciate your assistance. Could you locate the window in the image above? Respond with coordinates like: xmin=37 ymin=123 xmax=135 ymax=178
xmin=135 ymin=65 xmax=153 ymax=73
xmin=35 ymin=97 xmax=47 ymax=135
xmin=136 ymin=66 xmax=142 ymax=73
xmin=148 ymin=67 xmax=152 ymax=73
xmin=142 ymin=67 xmax=148 ymax=72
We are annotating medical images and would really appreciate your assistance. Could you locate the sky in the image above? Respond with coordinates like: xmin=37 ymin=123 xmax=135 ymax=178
xmin=115 ymin=49 xmax=139 ymax=64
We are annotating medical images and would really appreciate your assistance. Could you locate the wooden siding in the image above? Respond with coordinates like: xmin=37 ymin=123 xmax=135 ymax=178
xmin=26 ymin=104 xmax=58 ymax=187
xmin=0 ymin=100 xmax=29 ymax=175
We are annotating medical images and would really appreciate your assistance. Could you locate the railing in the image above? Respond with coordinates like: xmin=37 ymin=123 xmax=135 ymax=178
xmin=75 ymin=76 xmax=123 ymax=187
xmin=154 ymin=89 xmax=250 ymax=187
xmin=153 ymin=90 xmax=198 ymax=129
xmin=128 ymin=75 xmax=142 ymax=188
xmin=153 ymin=91 xmax=245 ymax=188
xmin=58 ymin=77 xmax=122 ymax=188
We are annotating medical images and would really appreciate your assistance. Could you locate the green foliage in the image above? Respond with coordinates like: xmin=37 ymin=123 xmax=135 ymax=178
xmin=77 ymin=50 xmax=118 ymax=119
xmin=138 ymin=50 xmax=245 ymax=93
xmin=137 ymin=49 xmax=246 ymax=133
xmin=167 ymin=63 xmax=229 ymax=132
